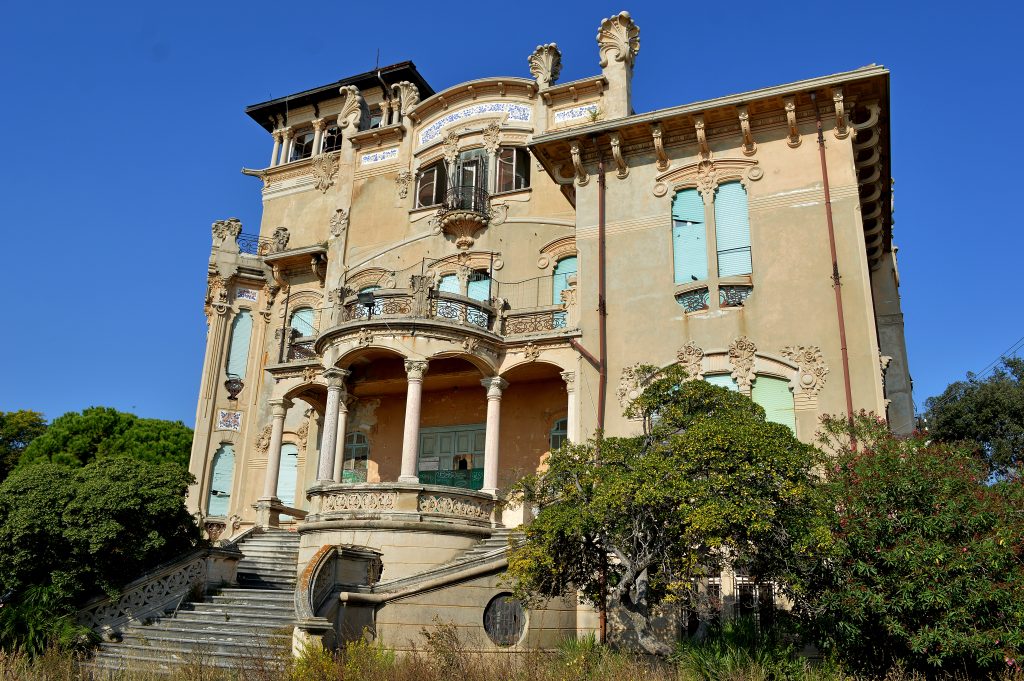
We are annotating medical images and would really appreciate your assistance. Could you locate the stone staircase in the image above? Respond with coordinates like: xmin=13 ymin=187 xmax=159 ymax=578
xmin=86 ymin=530 xmax=299 ymax=676
xmin=458 ymin=527 xmax=517 ymax=562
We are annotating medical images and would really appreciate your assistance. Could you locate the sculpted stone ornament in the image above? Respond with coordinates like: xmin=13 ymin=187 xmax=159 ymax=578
xmin=205 ymin=273 xmax=230 ymax=319
xmin=391 ymin=81 xmax=420 ymax=116
xmin=311 ymin=153 xmax=340 ymax=193
xmin=617 ymin=362 xmax=654 ymax=409
xmin=597 ymin=11 xmax=640 ymax=69
xmin=443 ymin=130 xmax=461 ymax=165
xmin=211 ymin=217 xmax=243 ymax=243
xmin=521 ymin=342 xmax=541 ymax=362
xmin=302 ymin=365 xmax=321 ymax=383
xmin=676 ymin=340 xmax=705 ymax=380
xmin=528 ymin=43 xmax=562 ymax=88
xmin=395 ymin=171 xmax=413 ymax=200
xmin=729 ymin=336 xmax=757 ymax=394
xmin=337 ymin=85 xmax=364 ymax=130
xmin=357 ymin=328 xmax=373 ymax=346
xmin=271 ymin=226 xmax=290 ymax=253
xmin=296 ymin=420 xmax=309 ymax=448
xmin=255 ymin=425 xmax=272 ymax=454
xmin=330 ymin=208 xmax=349 ymax=239
xmin=482 ymin=121 xmax=501 ymax=154
xmin=782 ymin=345 xmax=830 ymax=396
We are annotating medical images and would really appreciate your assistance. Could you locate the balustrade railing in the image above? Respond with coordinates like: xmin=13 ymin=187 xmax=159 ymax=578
xmin=237 ymin=232 xmax=274 ymax=256
xmin=438 ymin=185 xmax=490 ymax=218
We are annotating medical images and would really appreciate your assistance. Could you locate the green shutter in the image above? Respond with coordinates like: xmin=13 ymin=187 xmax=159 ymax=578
xmin=714 ymin=181 xmax=752 ymax=277
xmin=438 ymin=274 xmax=460 ymax=294
xmin=752 ymin=376 xmax=796 ymax=433
xmin=705 ymin=374 xmax=738 ymax=391
xmin=290 ymin=308 xmax=315 ymax=336
xmin=672 ymin=189 xmax=707 ymax=284
xmin=276 ymin=443 xmax=299 ymax=507
xmin=225 ymin=311 xmax=252 ymax=378
xmin=207 ymin=444 xmax=234 ymax=517
xmin=467 ymin=274 xmax=491 ymax=301
xmin=552 ymin=256 xmax=578 ymax=305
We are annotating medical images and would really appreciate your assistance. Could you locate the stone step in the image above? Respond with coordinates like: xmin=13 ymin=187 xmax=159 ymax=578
xmin=238 ymin=548 xmax=299 ymax=560
xmin=88 ymin=643 xmax=288 ymax=672
xmin=236 ymin=577 xmax=296 ymax=590
xmin=94 ymin=633 xmax=288 ymax=657
xmin=209 ymin=588 xmax=295 ymax=603
xmin=119 ymin=625 xmax=291 ymax=644
xmin=165 ymin=612 xmax=294 ymax=628
xmin=236 ymin=560 xmax=298 ymax=573
xmin=184 ymin=602 xmax=294 ymax=619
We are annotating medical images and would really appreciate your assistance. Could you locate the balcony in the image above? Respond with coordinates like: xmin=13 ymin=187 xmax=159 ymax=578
xmin=304 ymin=482 xmax=498 ymax=530
xmin=436 ymin=185 xmax=490 ymax=250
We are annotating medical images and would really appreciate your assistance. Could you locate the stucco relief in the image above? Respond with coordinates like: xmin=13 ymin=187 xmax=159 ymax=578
xmin=255 ymin=425 xmax=272 ymax=454
xmin=321 ymin=491 xmax=397 ymax=513
xmin=597 ymin=11 xmax=640 ymax=69
xmin=337 ymin=85 xmax=364 ymax=130
xmin=418 ymin=494 xmax=492 ymax=521
xmin=729 ymin=336 xmax=757 ymax=394
xmin=482 ymin=121 xmax=501 ymax=154
xmin=528 ymin=43 xmax=562 ymax=88
xmin=677 ymin=341 xmax=705 ymax=380
xmin=652 ymin=157 xmax=761 ymax=199
xmin=395 ymin=171 xmax=413 ymax=200
xmin=782 ymin=345 xmax=830 ymax=397
xmin=311 ymin=153 xmax=340 ymax=193
xmin=616 ymin=362 xmax=653 ymax=408
xmin=330 ymin=208 xmax=349 ymax=239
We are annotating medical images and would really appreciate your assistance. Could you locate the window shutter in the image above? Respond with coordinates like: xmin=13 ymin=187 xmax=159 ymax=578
xmin=438 ymin=274 xmax=461 ymax=294
xmin=207 ymin=444 xmax=234 ymax=517
xmin=552 ymin=256 xmax=578 ymax=305
xmin=467 ymin=274 xmax=491 ymax=301
xmin=672 ymin=189 xmax=707 ymax=284
xmin=226 ymin=310 xmax=253 ymax=378
xmin=276 ymin=443 xmax=300 ymax=507
xmin=705 ymin=374 xmax=739 ymax=391
xmin=751 ymin=376 xmax=796 ymax=433
xmin=290 ymin=308 xmax=315 ymax=337
xmin=714 ymin=181 xmax=752 ymax=277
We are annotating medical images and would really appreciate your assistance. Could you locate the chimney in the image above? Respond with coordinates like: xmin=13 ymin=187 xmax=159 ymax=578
xmin=597 ymin=11 xmax=640 ymax=119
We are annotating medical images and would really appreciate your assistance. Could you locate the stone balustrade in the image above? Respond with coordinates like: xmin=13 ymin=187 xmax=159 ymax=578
xmin=305 ymin=483 xmax=498 ymax=529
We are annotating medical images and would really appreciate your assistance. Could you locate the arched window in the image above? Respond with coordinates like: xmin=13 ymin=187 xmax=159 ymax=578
xmin=672 ymin=188 xmax=707 ymax=285
xmin=225 ymin=310 xmax=253 ymax=378
xmin=289 ymin=307 xmax=316 ymax=337
xmin=549 ymin=418 xmax=568 ymax=451
xmin=342 ymin=432 xmax=369 ymax=483
xmin=552 ymin=256 xmax=577 ymax=327
xmin=751 ymin=376 xmax=796 ymax=433
xmin=207 ymin=444 xmax=234 ymax=517
xmin=714 ymin=181 xmax=752 ymax=277
xmin=276 ymin=443 xmax=299 ymax=507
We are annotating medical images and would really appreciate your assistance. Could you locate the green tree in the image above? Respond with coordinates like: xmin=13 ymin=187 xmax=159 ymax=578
xmin=19 ymin=406 xmax=192 ymax=470
xmin=806 ymin=413 xmax=1024 ymax=676
xmin=924 ymin=357 xmax=1024 ymax=476
xmin=0 ymin=410 xmax=47 ymax=481
xmin=0 ymin=458 xmax=200 ymax=605
xmin=506 ymin=365 xmax=828 ymax=655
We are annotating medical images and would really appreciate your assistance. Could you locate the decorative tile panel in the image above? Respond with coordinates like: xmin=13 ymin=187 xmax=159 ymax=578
xmin=553 ymin=103 xmax=599 ymax=126
xmin=216 ymin=410 xmax=242 ymax=431
xmin=360 ymin=148 xmax=399 ymax=165
xmin=419 ymin=103 xmax=531 ymax=145
xmin=235 ymin=288 xmax=259 ymax=302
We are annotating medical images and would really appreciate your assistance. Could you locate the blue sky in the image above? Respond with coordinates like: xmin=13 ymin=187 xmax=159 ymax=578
xmin=1 ymin=0 xmax=1018 ymax=426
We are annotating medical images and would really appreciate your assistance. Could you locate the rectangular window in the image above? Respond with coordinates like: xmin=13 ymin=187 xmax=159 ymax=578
xmin=714 ymin=181 xmax=752 ymax=277
xmin=672 ymin=189 xmax=708 ymax=284
xmin=416 ymin=162 xmax=448 ymax=208
xmin=497 ymin=147 xmax=530 ymax=192
xmin=751 ymin=376 xmax=796 ymax=433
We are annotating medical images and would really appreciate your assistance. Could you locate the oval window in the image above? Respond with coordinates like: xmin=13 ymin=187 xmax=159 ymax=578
xmin=483 ymin=593 xmax=526 ymax=646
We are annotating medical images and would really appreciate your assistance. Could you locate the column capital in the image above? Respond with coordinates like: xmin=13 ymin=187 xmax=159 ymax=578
xmin=269 ymin=398 xmax=293 ymax=416
xmin=404 ymin=359 xmax=429 ymax=381
xmin=481 ymin=376 xmax=509 ymax=398
xmin=280 ymin=126 xmax=294 ymax=140
xmin=311 ymin=117 xmax=327 ymax=132
xmin=560 ymin=371 xmax=576 ymax=391
xmin=324 ymin=367 xmax=351 ymax=389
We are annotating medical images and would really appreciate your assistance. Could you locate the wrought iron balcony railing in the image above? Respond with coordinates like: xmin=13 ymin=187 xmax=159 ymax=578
xmin=438 ymin=185 xmax=490 ymax=219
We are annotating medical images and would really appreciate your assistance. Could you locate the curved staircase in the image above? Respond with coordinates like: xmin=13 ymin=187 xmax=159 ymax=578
xmin=86 ymin=530 xmax=299 ymax=676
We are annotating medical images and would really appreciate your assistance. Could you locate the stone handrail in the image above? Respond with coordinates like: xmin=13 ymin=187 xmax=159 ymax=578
xmin=76 ymin=545 xmax=242 ymax=639
xmin=295 ymin=544 xmax=340 ymax=623
xmin=306 ymin=483 xmax=498 ymax=529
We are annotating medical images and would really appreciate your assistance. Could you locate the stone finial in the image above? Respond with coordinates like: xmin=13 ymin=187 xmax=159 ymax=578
xmin=528 ymin=43 xmax=562 ymax=89
xmin=391 ymin=81 xmax=420 ymax=116
xmin=212 ymin=217 xmax=243 ymax=242
xmin=271 ymin=226 xmax=290 ymax=252
xmin=337 ymin=85 xmax=364 ymax=129
xmin=597 ymin=11 xmax=640 ymax=69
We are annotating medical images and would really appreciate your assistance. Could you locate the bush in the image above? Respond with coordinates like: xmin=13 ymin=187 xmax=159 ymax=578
xmin=672 ymin=617 xmax=811 ymax=681
xmin=806 ymin=413 xmax=1024 ymax=676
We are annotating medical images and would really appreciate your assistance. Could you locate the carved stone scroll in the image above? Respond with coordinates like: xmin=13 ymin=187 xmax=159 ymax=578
xmin=694 ymin=114 xmax=709 ymax=157
xmin=651 ymin=123 xmax=669 ymax=171
xmin=528 ymin=43 xmax=562 ymax=88
xmin=737 ymin=105 xmax=756 ymax=156
xmin=337 ymin=85 xmax=364 ymax=130
xmin=832 ymin=87 xmax=849 ymax=139
xmin=597 ymin=11 xmax=640 ymax=69
xmin=391 ymin=81 xmax=420 ymax=117
xmin=784 ymin=97 xmax=801 ymax=147
xmin=609 ymin=132 xmax=628 ymax=179
xmin=570 ymin=140 xmax=589 ymax=186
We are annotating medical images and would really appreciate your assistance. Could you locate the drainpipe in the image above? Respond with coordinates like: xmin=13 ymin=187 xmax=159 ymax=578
xmin=596 ymin=149 xmax=608 ymax=432
xmin=812 ymin=92 xmax=855 ymax=423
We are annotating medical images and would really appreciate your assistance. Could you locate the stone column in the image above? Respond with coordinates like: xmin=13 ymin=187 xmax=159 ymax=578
xmin=561 ymin=371 xmax=577 ymax=442
xmin=398 ymin=360 xmax=428 ymax=483
xmin=480 ymin=376 xmax=509 ymax=495
xmin=279 ymin=127 xmax=293 ymax=166
xmin=332 ymin=397 xmax=351 ymax=483
xmin=261 ymin=398 xmax=293 ymax=500
xmin=311 ymin=118 xmax=326 ymax=156
xmin=270 ymin=130 xmax=282 ymax=168
xmin=317 ymin=368 xmax=349 ymax=483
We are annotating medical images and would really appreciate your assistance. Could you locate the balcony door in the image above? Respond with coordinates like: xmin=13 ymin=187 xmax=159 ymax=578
xmin=455 ymin=149 xmax=488 ymax=210
xmin=418 ymin=424 xmax=485 ymax=490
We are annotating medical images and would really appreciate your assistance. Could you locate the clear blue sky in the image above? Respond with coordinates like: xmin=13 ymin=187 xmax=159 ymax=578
xmin=1 ymin=0 xmax=1018 ymax=426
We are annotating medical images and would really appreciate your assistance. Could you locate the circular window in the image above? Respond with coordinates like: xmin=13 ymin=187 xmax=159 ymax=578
xmin=483 ymin=593 xmax=526 ymax=646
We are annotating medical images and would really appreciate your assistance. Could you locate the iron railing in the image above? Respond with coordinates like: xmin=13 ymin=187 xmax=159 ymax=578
xmin=237 ymin=232 xmax=274 ymax=256
xmin=438 ymin=185 xmax=490 ymax=219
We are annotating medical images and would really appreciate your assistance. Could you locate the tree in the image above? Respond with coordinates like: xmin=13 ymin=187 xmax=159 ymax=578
xmin=0 ymin=410 xmax=47 ymax=481
xmin=0 ymin=457 xmax=200 ymax=605
xmin=18 ymin=407 xmax=192 ymax=470
xmin=924 ymin=357 xmax=1024 ymax=476
xmin=506 ymin=365 xmax=828 ymax=655
xmin=805 ymin=413 xmax=1024 ymax=676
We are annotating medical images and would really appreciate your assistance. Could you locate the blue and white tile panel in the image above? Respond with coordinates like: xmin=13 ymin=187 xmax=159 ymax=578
xmin=216 ymin=410 xmax=242 ymax=432
xmin=235 ymin=288 xmax=259 ymax=302
xmin=553 ymin=104 xmax=599 ymax=126
xmin=419 ymin=102 xmax=532 ymax=145
xmin=360 ymin=147 xmax=399 ymax=165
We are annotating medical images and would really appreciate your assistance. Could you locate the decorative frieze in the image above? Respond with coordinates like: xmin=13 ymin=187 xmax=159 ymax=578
xmin=320 ymin=491 xmax=397 ymax=513
xmin=418 ymin=493 xmax=493 ymax=521
xmin=553 ymin=104 xmax=599 ymax=126
xmin=216 ymin=410 xmax=242 ymax=432
xmin=235 ymin=288 xmax=259 ymax=302
xmin=419 ymin=102 xmax=531 ymax=146
xmin=360 ymin=148 xmax=398 ymax=165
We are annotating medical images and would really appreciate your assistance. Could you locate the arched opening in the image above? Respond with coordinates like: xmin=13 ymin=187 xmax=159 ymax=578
xmin=277 ymin=442 xmax=300 ymax=507
xmin=207 ymin=443 xmax=234 ymax=517
xmin=290 ymin=307 xmax=316 ymax=337
xmin=226 ymin=310 xmax=253 ymax=379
